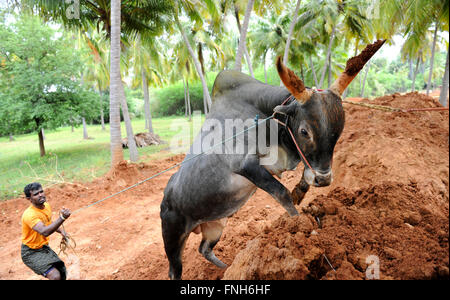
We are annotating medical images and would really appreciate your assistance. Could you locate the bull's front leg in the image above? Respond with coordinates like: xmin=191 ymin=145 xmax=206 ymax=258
xmin=235 ymin=155 xmax=299 ymax=216
xmin=291 ymin=169 xmax=310 ymax=205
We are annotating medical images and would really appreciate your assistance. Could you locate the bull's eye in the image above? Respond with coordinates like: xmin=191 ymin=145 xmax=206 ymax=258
xmin=300 ymin=128 xmax=308 ymax=137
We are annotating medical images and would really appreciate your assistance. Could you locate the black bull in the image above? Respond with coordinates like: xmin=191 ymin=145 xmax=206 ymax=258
xmin=160 ymin=40 xmax=385 ymax=280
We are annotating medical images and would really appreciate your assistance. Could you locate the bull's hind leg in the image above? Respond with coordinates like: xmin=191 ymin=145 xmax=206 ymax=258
xmin=161 ymin=207 xmax=189 ymax=280
xmin=198 ymin=218 xmax=227 ymax=268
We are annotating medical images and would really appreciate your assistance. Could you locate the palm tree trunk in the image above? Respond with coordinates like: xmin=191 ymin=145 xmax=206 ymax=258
xmin=234 ymin=0 xmax=254 ymax=72
xmin=408 ymin=59 xmax=413 ymax=80
xmin=233 ymin=4 xmax=254 ymax=77
xmin=198 ymin=44 xmax=209 ymax=114
xmin=411 ymin=56 xmax=420 ymax=92
xmin=328 ymin=54 xmax=332 ymax=88
xmin=319 ymin=25 xmax=336 ymax=89
xmin=119 ymin=79 xmax=139 ymax=162
xmin=80 ymin=73 xmax=89 ymax=139
xmin=300 ymin=64 xmax=305 ymax=82
xmin=203 ymin=94 xmax=209 ymax=115
xmin=99 ymin=89 xmax=105 ymax=131
xmin=280 ymin=0 xmax=302 ymax=87
xmin=264 ymin=50 xmax=268 ymax=84
xmin=82 ymin=117 xmax=89 ymax=139
xmin=243 ymin=44 xmax=254 ymax=77
xmin=439 ymin=47 xmax=449 ymax=107
xmin=186 ymin=78 xmax=192 ymax=121
xmin=426 ymin=22 xmax=439 ymax=96
xmin=342 ymin=41 xmax=360 ymax=99
xmin=183 ymin=77 xmax=187 ymax=117
xmin=142 ymin=69 xmax=153 ymax=134
xmin=360 ymin=61 xmax=371 ymax=97
xmin=174 ymin=1 xmax=212 ymax=112
xmin=110 ymin=0 xmax=124 ymax=166
xmin=198 ymin=43 xmax=206 ymax=76
xmin=282 ymin=0 xmax=302 ymax=65
xmin=309 ymin=56 xmax=319 ymax=87
xmin=38 ymin=129 xmax=45 ymax=157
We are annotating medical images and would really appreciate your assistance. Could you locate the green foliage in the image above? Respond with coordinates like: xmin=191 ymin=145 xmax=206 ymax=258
xmin=151 ymin=72 xmax=217 ymax=116
xmin=0 ymin=14 xmax=98 ymax=137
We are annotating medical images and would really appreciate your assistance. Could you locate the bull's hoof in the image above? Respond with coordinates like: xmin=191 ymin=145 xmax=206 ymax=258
xmin=291 ymin=187 xmax=306 ymax=205
xmin=291 ymin=180 xmax=310 ymax=205
xmin=169 ymin=270 xmax=182 ymax=280
xmin=205 ymin=252 xmax=227 ymax=269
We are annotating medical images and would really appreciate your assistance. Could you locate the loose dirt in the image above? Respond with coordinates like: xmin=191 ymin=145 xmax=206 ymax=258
xmin=0 ymin=91 xmax=448 ymax=280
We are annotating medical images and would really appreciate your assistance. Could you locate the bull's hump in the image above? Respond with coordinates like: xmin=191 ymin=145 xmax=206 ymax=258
xmin=212 ymin=70 xmax=262 ymax=99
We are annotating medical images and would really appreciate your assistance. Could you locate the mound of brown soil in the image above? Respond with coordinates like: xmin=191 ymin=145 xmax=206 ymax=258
xmin=223 ymin=182 xmax=449 ymax=280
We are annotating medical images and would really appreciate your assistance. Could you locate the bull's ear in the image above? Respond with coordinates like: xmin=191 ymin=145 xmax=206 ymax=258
xmin=274 ymin=101 xmax=297 ymax=116
xmin=276 ymin=56 xmax=312 ymax=104
xmin=330 ymin=39 xmax=386 ymax=96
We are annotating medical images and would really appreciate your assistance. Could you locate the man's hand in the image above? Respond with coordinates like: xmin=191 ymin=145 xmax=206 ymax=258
xmin=62 ymin=234 xmax=69 ymax=242
xmin=32 ymin=207 xmax=72 ymax=237
xmin=60 ymin=207 xmax=71 ymax=220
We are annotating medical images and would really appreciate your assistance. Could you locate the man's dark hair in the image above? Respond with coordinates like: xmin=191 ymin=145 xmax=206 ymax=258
xmin=24 ymin=182 xmax=43 ymax=199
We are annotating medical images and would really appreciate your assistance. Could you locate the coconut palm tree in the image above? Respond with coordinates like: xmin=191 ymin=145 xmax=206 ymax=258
xmin=234 ymin=0 xmax=254 ymax=72
xmin=192 ymin=22 xmax=226 ymax=113
xmin=248 ymin=13 xmax=288 ymax=81
xmin=281 ymin=0 xmax=302 ymax=66
xmin=21 ymin=0 xmax=172 ymax=165
xmin=401 ymin=29 xmax=432 ymax=92
xmin=397 ymin=0 xmax=448 ymax=95
xmin=249 ymin=5 xmax=324 ymax=87
xmin=232 ymin=0 xmax=289 ymax=75
xmin=248 ymin=17 xmax=275 ymax=83
xmin=292 ymin=6 xmax=324 ymax=87
xmin=422 ymin=1 xmax=448 ymax=96
xmin=109 ymin=0 xmax=129 ymax=164
xmin=170 ymin=31 xmax=196 ymax=117
xmin=82 ymin=28 xmax=110 ymax=130
xmin=129 ymin=35 xmax=167 ymax=134
xmin=173 ymin=0 xmax=220 ymax=114
xmin=296 ymin=0 xmax=375 ymax=90
xmin=230 ymin=0 xmax=253 ymax=76
xmin=303 ymin=0 xmax=341 ymax=89
xmin=70 ymin=32 xmax=92 ymax=140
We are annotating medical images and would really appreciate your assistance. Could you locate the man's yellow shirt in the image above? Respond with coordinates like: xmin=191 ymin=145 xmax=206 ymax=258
xmin=21 ymin=202 xmax=52 ymax=249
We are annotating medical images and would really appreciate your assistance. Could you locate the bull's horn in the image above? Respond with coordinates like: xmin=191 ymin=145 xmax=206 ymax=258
xmin=330 ymin=39 xmax=386 ymax=96
xmin=276 ymin=56 xmax=312 ymax=104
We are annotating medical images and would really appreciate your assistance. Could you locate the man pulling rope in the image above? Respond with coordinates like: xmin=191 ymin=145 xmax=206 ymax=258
xmin=21 ymin=182 xmax=72 ymax=280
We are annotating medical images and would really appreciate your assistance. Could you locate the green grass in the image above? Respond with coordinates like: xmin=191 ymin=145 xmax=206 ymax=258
xmin=0 ymin=115 xmax=204 ymax=200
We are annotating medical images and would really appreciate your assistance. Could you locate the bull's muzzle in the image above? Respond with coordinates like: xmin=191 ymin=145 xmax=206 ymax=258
xmin=304 ymin=168 xmax=333 ymax=187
